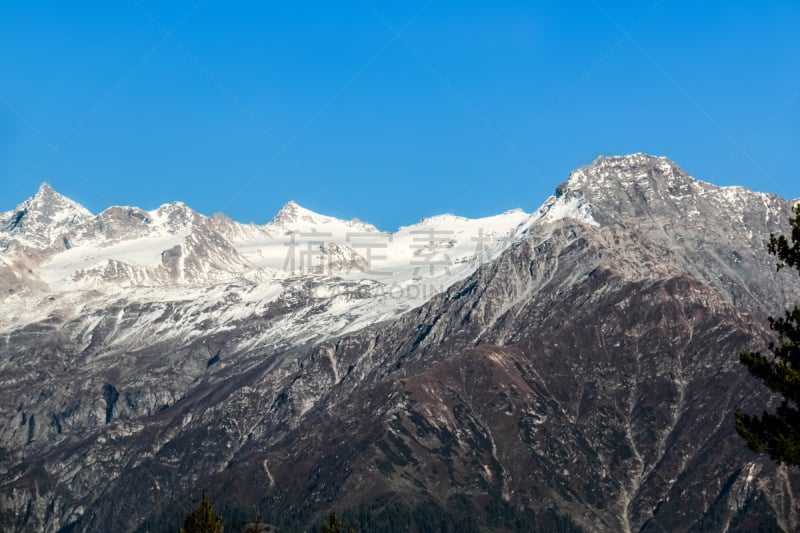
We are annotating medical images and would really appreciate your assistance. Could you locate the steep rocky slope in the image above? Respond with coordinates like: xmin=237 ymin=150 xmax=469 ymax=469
xmin=1 ymin=154 xmax=798 ymax=532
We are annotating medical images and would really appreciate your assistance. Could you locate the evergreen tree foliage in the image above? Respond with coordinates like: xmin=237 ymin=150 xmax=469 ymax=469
xmin=180 ymin=493 xmax=224 ymax=533
xmin=320 ymin=511 xmax=356 ymax=533
xmin=736 ymin=203 xmax=800 ymax=465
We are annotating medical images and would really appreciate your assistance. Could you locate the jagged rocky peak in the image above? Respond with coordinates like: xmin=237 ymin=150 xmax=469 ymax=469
xmin=559 ymin=153 xmax=690 ymax=196
xmin=154 ymin=200 xmax=193 ymax=216
xmin=548 ymin=153 xmax=786 ymax=228
xmin=88 ymin=206 xmax=153 ymax=241
xmin=151 ymin=201 xmax=200 ymax=233
xmin=533 ymin=154 xmax=681 ymax=228
xmin=96 ymin=206 xmax=152 ymax=225
xmin=1 ymin=183 xmax=93 ymax=247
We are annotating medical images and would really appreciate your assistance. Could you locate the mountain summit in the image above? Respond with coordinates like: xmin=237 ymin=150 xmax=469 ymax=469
xmin=554 ymin=153 xmax=786 ymax=229
xmin=1 ymin=183 xmax=92 ymax=249
xmin=268 ymin=200 xmax=378 ymax=233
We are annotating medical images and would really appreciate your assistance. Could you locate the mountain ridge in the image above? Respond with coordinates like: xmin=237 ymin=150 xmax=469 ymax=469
xmin=1 ymin=153 xmax=799 ymax=532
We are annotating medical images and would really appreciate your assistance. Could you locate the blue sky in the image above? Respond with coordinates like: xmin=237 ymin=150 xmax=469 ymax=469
xmin=1 ymin=1 xmax=798 ymax=230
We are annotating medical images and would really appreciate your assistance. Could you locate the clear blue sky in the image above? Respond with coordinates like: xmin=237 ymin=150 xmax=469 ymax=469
xmin=1 ymin=1 xmax=798 ymax=230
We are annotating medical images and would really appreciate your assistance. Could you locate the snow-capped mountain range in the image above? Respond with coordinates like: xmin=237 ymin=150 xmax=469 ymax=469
xmin=0 ymin=153 xmax=791 ymax=346
xmin=1 ymin=183 xmax=537 ymax=286
xmin=3 ymin=154 xmax=800 ymax=532
xmin=1 ymin=153 xmax=793 ymax=350
xmin=0 ymin=176 xmax=544 ymax=341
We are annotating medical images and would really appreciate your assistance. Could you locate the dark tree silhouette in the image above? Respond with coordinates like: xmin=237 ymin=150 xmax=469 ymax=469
xmin=180 ymin=493 xmax=224 ymax=533
xmin=320 ymin=511 xmax=356 ymax=533
xmin=736 ymin=203 xmax=800 ymax=465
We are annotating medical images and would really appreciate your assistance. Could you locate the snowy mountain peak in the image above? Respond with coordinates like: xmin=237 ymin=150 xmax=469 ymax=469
xmin=270 ymin=200 xmax=319 ymax=225
xmin=150 ymin=201 xmax=200 ymax=234
xmin=1 ymin=183 xmax=93 ymax=249
xmin=28 ymin=183 xmax=92 ymax=216
xmin=268 ymin=200 xmax=378 ymax=233
xmin=533 ymin=154 xmax=712 ymax=228
xmin=416 ymin=213 xmax=470 ymax=226
xmin=153 ymin=201 xmax=194 ymax=216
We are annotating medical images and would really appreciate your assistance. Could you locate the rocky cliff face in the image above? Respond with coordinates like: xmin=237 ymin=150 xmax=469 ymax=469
xmin=0 ymin=155 xmax=798 ymax=532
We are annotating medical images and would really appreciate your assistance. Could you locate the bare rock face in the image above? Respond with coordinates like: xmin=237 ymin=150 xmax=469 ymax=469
xmin=559 ymin=154 xmax=797 ymax=314
xmin=1 ymin=155 xmax=799 ymax=532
